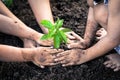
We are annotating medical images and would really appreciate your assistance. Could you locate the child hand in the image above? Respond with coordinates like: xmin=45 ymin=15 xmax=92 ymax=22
xmin=53 ymin=49 xmax=87 ymax=66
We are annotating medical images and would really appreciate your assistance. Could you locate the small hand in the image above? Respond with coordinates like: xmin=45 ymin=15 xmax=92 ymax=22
xmin=96 ymin=28 xmax=107 ymax=40
xmin=54 ymin=49 xmax=87 ymax=66
xmin=32 ymin=47 xmax=63 ymax=68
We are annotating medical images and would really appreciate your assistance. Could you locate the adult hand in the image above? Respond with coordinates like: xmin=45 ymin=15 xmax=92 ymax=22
xmin=66 ymin=31 xmax=83 ymax=41
xmin=65 ymin=31 xmax=89 ymax=49
xmin=54 ymin=49 xmax=87 ymax=66
xmin=36 ymin=36 xmax=53 ymax=47
xmin=23 ymin=38 xmax=53 ymax=48
xmin=33 ymin=47 xmax=64 ymax=68
xmin=67 ymin=39 xmax=89 ymax=49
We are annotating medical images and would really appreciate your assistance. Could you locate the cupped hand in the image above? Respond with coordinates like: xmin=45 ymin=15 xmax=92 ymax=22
xmin=53 ymin=49 xmax=87 ymax=66
xmin=66 ymin=31 xmax=83 ymax=41
xmin=65 ymin=31 xmax=89 ymax=49
xmin=36 ymin=37 xmax=53 ymax=47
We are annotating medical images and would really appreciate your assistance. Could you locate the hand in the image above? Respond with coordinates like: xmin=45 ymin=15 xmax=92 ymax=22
xmin=66 ymin=31 xmax=83 ymax=41
xmin=23 ymin=38 xmax=53 ymax=48
xmin=30 ymin=33 xmax=53 ymax=47
xmin=37 ymin=39 xmax=53 ymax=47
xmin=23 ymin=47 xmax=64 ymax=68
xmin=36 ymin=36 xmax=53 ymax=47
xmin=96 ymin=28 xmax=107 ymax=40
xmin=67 ymin=39 xmax=89 ymax=49
xmin=65 ymin=31 xmax=89 ymax=49
xmin=54 ymin=49 xmax=87 ymax=66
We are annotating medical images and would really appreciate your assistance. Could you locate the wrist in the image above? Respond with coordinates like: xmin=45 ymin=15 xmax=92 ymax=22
xmin=21 ymin=48 xmax=35 ymax=62
xmin=30 ymin=32 xmax=43 ymax=41
xmin=83 ymin=39 xmax=91 ymax=48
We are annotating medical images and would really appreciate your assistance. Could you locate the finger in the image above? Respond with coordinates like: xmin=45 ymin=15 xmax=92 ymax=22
xmin=54 ymin=56 xmax=65 ymax=62
xmin=60 ymin=60 xmax=69 ymax=64
xmin=62 ymin=62 xmax=74 ymax=67
xmin=106 ymin=64 xmax=112 ymax=68
xmin=66 ymin=33 xmax=76 ymax=39
xmin=100 ymin=28 xmax=105 ymax=31
xmin=67 ymin=39 xmax=76 ymax=44
xmin=44 ymin=62 xmax=59 ymax=66
xmin=55 ymin=51 xmax=69 ymax=58
xmin=103 ymin=60 xmax=112 ymax=65
xmin=38 ymin=40 xmax=53 ymax=46
xmin=70 ymin=32 xmax=84 ymax=41
xmin=40 ymin=65 xmax=45 ymax=68
xmin=110 ymin=65 xmax=117 ymax=69
xmin=114 ymin=68 xmax=120 ymax=72
xmin=49 ymin=49 xmax=64 ymax=54
xmin=96 ymin=36 xmax=101 ymax=40
xmin=67 ymin=43 xmax=83 ymax=49
xmin=96 ymin=32 xmax=101 ymax=37
xmin=33 ymin=61 xmax=44 ymax=68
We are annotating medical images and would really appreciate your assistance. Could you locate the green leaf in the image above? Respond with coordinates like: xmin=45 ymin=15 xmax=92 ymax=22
xmin=59 ymin=31 xmax=67 ymax=43
xmin=48 ymin=29 xmax=56 ymax=38
xmin=54 ymin=18 xmax=64 ymax=29
xmin=54 ymin=34 xmax=60 ymax=48
xmin=40 ymin=20 xmax=53 ymax=29
xmin=60 ymin=28 xmax=71 ymax=32
xmin=56 ymin=19 xmax=64 ymax=29
xmin=40 ymin=34 xmax=49 ymax=40
xmin=3 ymin=0 xmax=13 ymax=7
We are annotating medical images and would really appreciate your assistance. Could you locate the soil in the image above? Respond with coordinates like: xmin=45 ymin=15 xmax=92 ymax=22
xmin=0 ymin=0 xmax=120 ymax=80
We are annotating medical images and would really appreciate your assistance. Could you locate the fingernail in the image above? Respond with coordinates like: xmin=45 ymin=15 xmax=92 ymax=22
xmin=54 ymin=59 xmax=57 ymax=61
xmin=67 ymin=45 xmax=71 ymax=48
xmin=40 ymin=66 xmax=45 ymax=68
xmin=62 ymin=65 xmax=65 ymax=67
xmin=50 ymin=46 xmax=53 ymax=48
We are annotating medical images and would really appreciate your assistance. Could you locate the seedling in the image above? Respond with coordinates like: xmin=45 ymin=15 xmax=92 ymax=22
xmin=40 ymin=18 xmax=71 ymax=49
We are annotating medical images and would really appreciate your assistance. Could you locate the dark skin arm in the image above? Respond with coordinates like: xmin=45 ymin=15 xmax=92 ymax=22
xmin=68 ymin=6 xmax=98 ymax=49
xmin=54 ymin=0 xmax=120 ymax=66
xmin=83 ymin=7 xmax=98 ymax=47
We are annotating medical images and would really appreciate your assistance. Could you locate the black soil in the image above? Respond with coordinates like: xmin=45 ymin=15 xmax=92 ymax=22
xmin=0 ymin=0 xmax=120 ymax=80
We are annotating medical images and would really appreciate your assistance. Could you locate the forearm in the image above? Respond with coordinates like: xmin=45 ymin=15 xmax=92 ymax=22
xmin=84 ymin=20 xmax=97 ymax=47
xmin=0 ymin=14 xmax=42 ymax=40
xmin=85 ymin=36 xmax=120 ymax=61
xmin=0 ymin=45 xmax=33 ymax=62
xmin=0 ymin=1 xmax=42 ymax=40
xmin=28 ymin=0 xmax=54 ymax=33
xmin=84 ymin=7 xmax=98 ymax=47
xmin=0 ymin=1 xmax=26 ymax=26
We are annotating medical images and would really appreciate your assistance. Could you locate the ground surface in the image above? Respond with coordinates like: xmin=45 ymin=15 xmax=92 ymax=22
xmin=0 ymin=0 xmax=120 ymax=80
